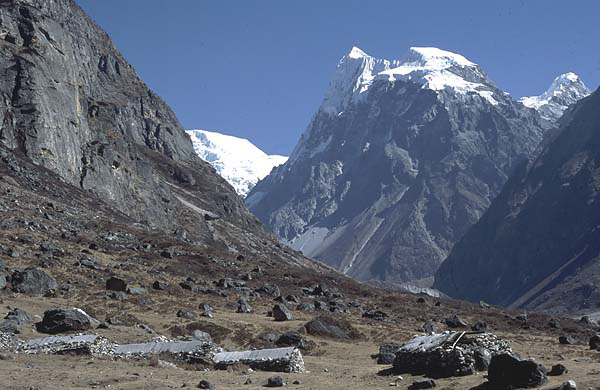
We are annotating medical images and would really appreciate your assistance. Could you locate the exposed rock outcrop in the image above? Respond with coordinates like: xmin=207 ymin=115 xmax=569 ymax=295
xmin=0 ymin=0 xmax=257 ymax=242
xmin=434 ymin=89 xmax=600 ymax=312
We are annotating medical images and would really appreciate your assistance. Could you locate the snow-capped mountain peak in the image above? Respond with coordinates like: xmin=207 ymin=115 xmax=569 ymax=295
xmin=347 ymin=45 xmax=369 ymax=59
xmin=322 ymin=46 xmax=497 ymax=115
xmin=186 ymin=130 xmax=287 ymax=197
xmin=402 ymin=47 xmax=478 ymax=69
xmin=519 ymin=72 xmax=590 ymax=121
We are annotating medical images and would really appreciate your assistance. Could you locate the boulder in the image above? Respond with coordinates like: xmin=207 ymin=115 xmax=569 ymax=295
xmin=589 ymin=334 xmax=600 ymax=350
xmin=275 ymin=332 xmax=306 ymax=349
xmin=256 ymin=283 xmax=281 ymax=297
xmin=266 ymin=376 xmax=285 ymax=387
xmin=362 ymin=309 xmax=387 ymax=321
xmin=177 ymin=310 xmax=197 ymax=320
xmin=422 ymin=321 xmax=436 ymax=334
xmin=196 ymin=380 xmax=213 ymax=389
xmin=105 ymin=276 xmax=127 ymax=292
xmin=0 ymin=319 xmax=19 ymax=333
xmin=548 ymin=364 xmax=568 ymax=376
xmin=272 ymin=304 xmax=293 ymax=322
xmin=192 ymin=330 xmax=212 ymax=342
xmin=471 ymin=320 xmax=488 ymax=332
xmin=304 ymin=315 xmax=361 ymax=340
xmin=11 ymin=268 xmax=58 ymax=295
xmin=408 ymin=379 xmax=436 ymax=390
xmin=152 ymin=280 xmax=167 ymax=290
xmin=5 ymin=308 xmax=32 ymax=325
xmin=36 ymin=308 xmax=92 ymax=334
xmin=200 ymin=303 xmax=214 ymax=318
xmin=487 ymin=353 xmax=547 ymax=388
xmin=557 ymin=380 xmax=577 ymax=390
xmin=296 ymin=303 xmax=315 ymax=312
xmin=558 ymin=335 xmax=575 ymax=345
xmin=444 ymin=315 xmax=467 ymax=328
xmin=237 ymin=298 xmax=252 ymax=313
xmin=376 ymin=343 xmax=402 ymax=365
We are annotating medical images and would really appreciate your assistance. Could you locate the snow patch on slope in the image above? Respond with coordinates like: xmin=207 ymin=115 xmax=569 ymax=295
xmin=187 ymin=130 xmax=288 ymax=197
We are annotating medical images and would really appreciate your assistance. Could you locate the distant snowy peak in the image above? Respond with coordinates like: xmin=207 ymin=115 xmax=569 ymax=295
xmin=322 ymin=46 xmax=497 ymax=114
xmin=519 ymin=72 xmax=590 ymax=121
xmin=186 ymin=130 xmax=287 ymax=197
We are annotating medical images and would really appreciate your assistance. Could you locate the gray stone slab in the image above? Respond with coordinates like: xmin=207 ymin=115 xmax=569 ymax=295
xmin=113 ymin=340 xmax=212 ymax=356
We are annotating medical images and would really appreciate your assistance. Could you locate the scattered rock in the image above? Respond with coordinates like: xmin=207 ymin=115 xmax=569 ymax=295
xmin=362 ymin=309 xmax=387 ymax=321
xmin=487 ymin=353 xmax=547 ymax=388
xmin=304 ymin=315 xmax=361 ymax=340
xmin=0 ymin=319 xmax=19 ymax=333
xmin=471 ymin=320 xmax=488 ymax=332
xmin=444 ymin=315 xmax=467 ymax=328
xmin=548 ymin=363 xmax=568 ymax=376
xmin=152 ymin=281 xmax=167 ymax=290
xmin=296 ymin=303 xmax=315 ymax=312
xmin=376 ymin=343 xmax=402 ymax=365
xmin=197 ymin=380 xmax=214 ymax=389
xmin=5 ymin=308 xmax=32 ymax=325
xmin=275 ymin=332 xmax=306 ymax=349
xmin=408 ymin=379 xmax=436 ymax=390
xmin=266 ymin=376 xmax=285 ymax=387
xmin=192 ymin=330 xmax=212 ymax=342
xmin=127 ymin=287 xmax=147 ymax=295
xmin=557 ymin=380 xmax=576 ymax=390
xmin=256 ymin=283 xmax=281 ymax=298
xmin=105 ymin=276 xmax=127 ymax=292
xmin=11 ymin=268 xmax=58 ymax=295
xmin=36 ymin=308 xmax=92 ymax=334
xmin=422 ymin=321 xmax=436 ymax=334
xmin=177 ymin=310 xmax=197 ymax=320
xmin=559 ymin=335 xmax=575 ymax=345
xmin=272 ymin=304 xmax=293 ymax=322
xmin=547 ymin=318 xmax=560 ymax=329
xmin=589 ymin=334 xmax=600 ymax=350
xmin=237 ymin=298 xmax=252 ymax=313
xmin=200 ymin=304 xmax=214 ymax=318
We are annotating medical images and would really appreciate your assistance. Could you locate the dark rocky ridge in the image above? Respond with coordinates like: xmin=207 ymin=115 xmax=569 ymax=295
xmin=434 ymin=88 xmax=600 ymax=313
xmin=0 ymin=0 xmax=257 ymax=241
xmin=248 ymin=48 xmax=547 ymax=284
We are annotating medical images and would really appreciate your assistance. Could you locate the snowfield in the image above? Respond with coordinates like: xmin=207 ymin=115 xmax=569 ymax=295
xmin=187 ymin=129 xmax=288 ymax=196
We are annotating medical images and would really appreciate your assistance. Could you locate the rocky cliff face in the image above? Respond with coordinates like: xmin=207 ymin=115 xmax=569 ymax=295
xmin=434 ymin=88 xmax=600 ymax=314
xmin=0 ymin=0 xmax=258 ymax=241
xmin=248 ymin=46 xmax=547 ymax=284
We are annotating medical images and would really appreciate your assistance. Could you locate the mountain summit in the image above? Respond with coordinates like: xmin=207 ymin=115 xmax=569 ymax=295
xmin=321 ymin=46 xmax=497 ymax=117
xmin=248 ymin=46 xmax=549 ymax=285
xmin=519 ymin=72 xmax=590 ymax=121
xmin=187 ymin=130 xmax=287 ymax=196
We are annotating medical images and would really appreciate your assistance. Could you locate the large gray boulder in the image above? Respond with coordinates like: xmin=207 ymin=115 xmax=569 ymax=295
xmin=11 ymin=268 xmax=58 ymax=295
xmin=487 ymin=353 xmax=547 ymax=388
xmin=36 ymin=308 xmax=92 ymax=334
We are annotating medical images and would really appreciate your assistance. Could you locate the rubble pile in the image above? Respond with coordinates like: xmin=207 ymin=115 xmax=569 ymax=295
xmin=392 ymin=331 xmax=511 ymax=378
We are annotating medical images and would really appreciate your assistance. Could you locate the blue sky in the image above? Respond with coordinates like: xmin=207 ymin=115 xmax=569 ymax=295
xmin=76 ymin=1 xmax=600 ymax=155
